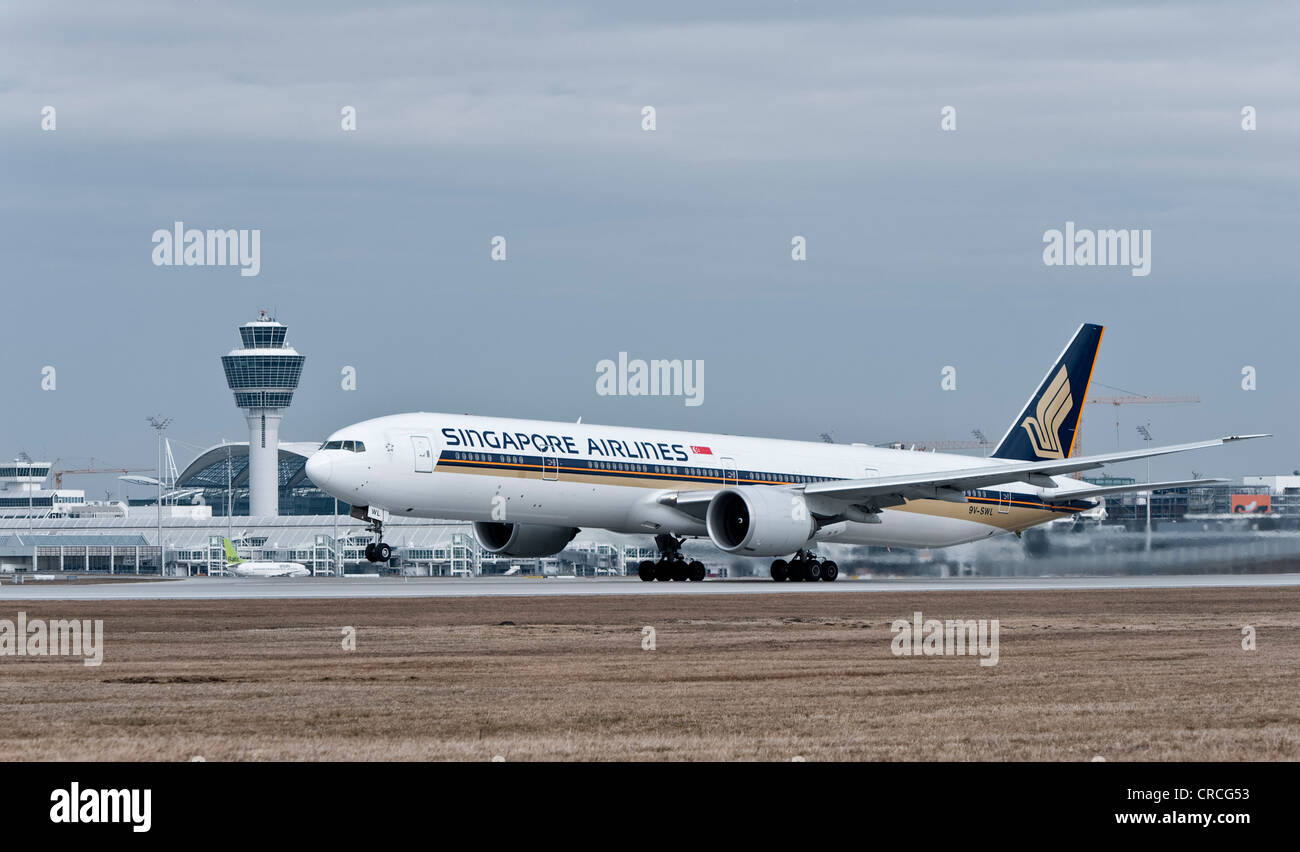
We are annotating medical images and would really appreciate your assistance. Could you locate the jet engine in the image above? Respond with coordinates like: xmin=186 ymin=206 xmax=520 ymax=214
xmin=472 ymin=522 xmax=579 ymax=557
xmin=705 ymin=486 xmax=815 ymax=556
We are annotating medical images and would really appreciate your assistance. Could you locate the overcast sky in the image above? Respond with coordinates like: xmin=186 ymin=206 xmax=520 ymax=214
xmin=1 ymin=0 xmax=1296 ymax=497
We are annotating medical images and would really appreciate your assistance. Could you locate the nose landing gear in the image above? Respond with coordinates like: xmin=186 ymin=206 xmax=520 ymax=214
xmin=637 ymin=534 xmax=707 ymax=582
xmin=351 ymin=506 xmax=393 ymax=564
xmin=364 ymin=519 xmax=391 ymax=563
xmin=770 ymin=550 xmax=838 ymax=582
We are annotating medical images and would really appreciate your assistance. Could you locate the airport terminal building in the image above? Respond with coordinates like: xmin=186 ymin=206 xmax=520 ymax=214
xmin=0 ymin=514 xmax=659 ymax=578
xmin=166 ymin=441 xmax=345 ymax=517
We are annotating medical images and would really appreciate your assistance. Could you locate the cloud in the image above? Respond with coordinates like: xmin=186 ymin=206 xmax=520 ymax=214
xmin=3 ymin=0 xmax=1296 ymax=180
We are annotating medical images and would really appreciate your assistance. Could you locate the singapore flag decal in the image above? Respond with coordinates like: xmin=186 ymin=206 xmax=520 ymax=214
xmin=690 ymin=445 xmax=713 ymax=455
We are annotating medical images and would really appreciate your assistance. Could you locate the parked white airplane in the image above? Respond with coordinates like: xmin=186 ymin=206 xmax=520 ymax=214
xmin=221 ymin=538 xmax=310 ymax=577
xmin=305 ymin=324 xmax=1263 ymax=582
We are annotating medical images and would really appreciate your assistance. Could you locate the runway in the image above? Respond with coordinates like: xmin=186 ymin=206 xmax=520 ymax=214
xmin=2 ymin=573 xmax=1299 ymax=600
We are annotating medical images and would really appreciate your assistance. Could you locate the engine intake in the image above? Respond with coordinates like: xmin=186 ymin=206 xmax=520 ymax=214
xmin=705 ymin=486 xmax=814 ymax=556
xmin=472 ymin=522 xmax=579 ymax=558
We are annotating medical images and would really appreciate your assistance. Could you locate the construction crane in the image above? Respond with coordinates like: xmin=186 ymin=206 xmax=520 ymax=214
xmin=50 ymin=458 xmax=153 ymax=489
xmin=896 ymin=440 xmax=991 ymax=451
xmin=879 ymin=440 xmax=993 ymax=454
xmin=1082 ymin=393 xmax=1200 ymax=454
xmin=884 ymin=430 xmax=993 ymax=454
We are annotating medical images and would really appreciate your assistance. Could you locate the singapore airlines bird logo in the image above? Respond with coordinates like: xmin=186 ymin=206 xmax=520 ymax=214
xmin=1020 ymin=366 xmax=1072 ymax=459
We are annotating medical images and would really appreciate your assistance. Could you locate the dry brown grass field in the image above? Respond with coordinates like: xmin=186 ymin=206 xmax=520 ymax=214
xmin=1 ymin=588 xmax=1296 ymax=761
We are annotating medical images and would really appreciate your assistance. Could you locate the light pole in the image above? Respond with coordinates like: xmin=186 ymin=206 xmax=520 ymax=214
xmin=147 ymin=416 xmax=173 ymax=574
xmin=225 ymin=442 xmax=233 ymax=542
xmin=1136 ymin=423 xmax=1153 ymax=551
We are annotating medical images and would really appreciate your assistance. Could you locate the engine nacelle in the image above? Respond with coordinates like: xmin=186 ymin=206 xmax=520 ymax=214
xmin=705 ymin=486 xmax=815 ymax=556
xmin=472 ymin=522 xmax=579 ymax=557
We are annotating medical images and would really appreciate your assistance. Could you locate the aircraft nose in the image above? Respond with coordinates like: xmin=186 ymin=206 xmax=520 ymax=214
xmin=305 ymin=452 xmax=334 ymax=491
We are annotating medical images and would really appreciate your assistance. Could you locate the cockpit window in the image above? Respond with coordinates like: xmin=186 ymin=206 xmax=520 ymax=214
xmin=320 ymin=440 xmax=365 ymax=452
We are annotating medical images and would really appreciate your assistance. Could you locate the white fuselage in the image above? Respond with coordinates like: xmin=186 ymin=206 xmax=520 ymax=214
xmin=229 ymin=561 xmax=310 ymax=578
xmin=307 ymin=413 xmax=1099 ymax=551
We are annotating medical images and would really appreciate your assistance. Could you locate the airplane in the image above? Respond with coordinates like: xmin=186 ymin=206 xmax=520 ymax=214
xmin=304 ymin=323 xmax=1264 ymax=582
xmin=221 ymin=537 xmax=310 ymax=578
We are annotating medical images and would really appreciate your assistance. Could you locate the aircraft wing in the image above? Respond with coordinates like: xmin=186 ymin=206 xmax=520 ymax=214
xmin=800 ymin=435 xmax=1266 ymax=507
xmin=1041 ymin=478 xmax=1227 ymax=504
xmin=656 ymin=434 xmax=1265 ymax=519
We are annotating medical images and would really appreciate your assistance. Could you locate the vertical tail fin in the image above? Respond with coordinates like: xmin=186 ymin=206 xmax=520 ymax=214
xmin=222 ymin=537 xmax=244 ymax=565
xmin=991 ymin=323 xmax=1103 ymax=461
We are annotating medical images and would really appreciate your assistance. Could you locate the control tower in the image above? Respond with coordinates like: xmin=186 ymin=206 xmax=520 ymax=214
xmin=220 ymin=312 xmax=305 ymax=516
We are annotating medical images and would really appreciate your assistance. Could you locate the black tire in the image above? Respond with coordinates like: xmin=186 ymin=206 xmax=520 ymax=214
xmin=654 ymin=561 xmax=672 ymax=581
xmin=364 ymin=543 xmax=376 ymax=562
xmin=821 ymin=561 xmax=839 ymax=582
xmin=805 ymin=559 xmax=823 ymax=581
xmin=637 ymin=560 xmax=656 ymax=581
xmin=787 ymin=560 xmax=805 ymax=581
xmin=770 ymin=559 xmax=788 ymax=582
xmin=376 ymin=543 xmax=392 ymax=562
xmin=687 ymin=561 xmax=706 ymax=582
xmin=670 ymin=559 xmax=689 ymax=582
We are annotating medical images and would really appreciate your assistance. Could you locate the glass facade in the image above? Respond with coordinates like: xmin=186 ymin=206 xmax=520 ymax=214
xmin=233 ymin=391 xmax=296 ymax=408
xmin=174 ymin=448 xmax=350 ymax=517
xmin=221 ymin=355 xmax=305 ymax=391
xmin=0 ymin=466 xmax=50 ymax=478
xmin=223 ymin=319 xmax=304 ymax=411
xmin=182 ymin=453 xmax=250 ymax=488
xmin=238 ymin=324 xmax=288 ymax=348
xmin=0 ymin=497 xmax=54 ymax=507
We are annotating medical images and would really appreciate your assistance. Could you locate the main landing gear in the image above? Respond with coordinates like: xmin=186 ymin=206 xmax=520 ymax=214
xmin=364 ymin=517 xmax=392 ymax=563
xmin=637 ymin=534 xmax=706 ymax=582
xmin=770 ymin=550 xmax=838 ymax=582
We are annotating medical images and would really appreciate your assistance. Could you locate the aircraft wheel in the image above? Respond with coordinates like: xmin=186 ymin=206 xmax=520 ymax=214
xmin=687 ymin=560 xmax=706 ymax=582
xmin=805 ymin=559 xmax=823 ymax=581
xmin=670 ymin=559 xmax=689 ymax=582
xmin=654 ymin=560 xmax=672 ymax=582
xmin=787 ymin=560 xmax=805 ymax=581
xmin=637 ymin=560 xmax=656 ymax=581
xmin=821 ymin=561 xmax=839 ymax=582
xmin=376 ymin=542 xmax=392 ymax=562
xmin=364 ymin=543 xmax=376 ymax=562
xmin=770 ymin=559 xmax=788 ymax=582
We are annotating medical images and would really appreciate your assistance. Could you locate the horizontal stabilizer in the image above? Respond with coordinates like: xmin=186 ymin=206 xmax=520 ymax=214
xmin=1043 ymin=478 xmax=1227 ymax=504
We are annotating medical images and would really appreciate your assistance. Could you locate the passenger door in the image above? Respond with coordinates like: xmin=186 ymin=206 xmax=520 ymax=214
xmin=412 ymin=436 xmax=434 ymax=473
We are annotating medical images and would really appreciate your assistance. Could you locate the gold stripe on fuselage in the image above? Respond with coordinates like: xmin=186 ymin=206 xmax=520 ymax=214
xmin=890 ymin=496 xmax=1069 ymax=532
xmin=433 ymin=459 xmax=1082 ymax=531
